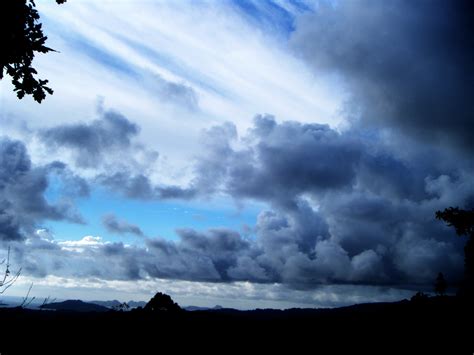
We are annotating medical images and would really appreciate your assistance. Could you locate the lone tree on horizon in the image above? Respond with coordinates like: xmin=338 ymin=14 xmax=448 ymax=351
xmin=436 ymin=207 xmax=474 ymax=298
xmin=144 ymin=292 xmax=181 ymax=313
xmin=434 ymin=272 xmax=447 ymax=296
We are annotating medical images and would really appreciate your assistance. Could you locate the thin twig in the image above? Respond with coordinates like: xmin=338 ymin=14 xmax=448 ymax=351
xmin=40 ymin=296 xmax=56 ymax=309
xmin=20 ymin=283 xmax=34 ymax=308
xmin=0 ymin=268 xmax=21 ymax=294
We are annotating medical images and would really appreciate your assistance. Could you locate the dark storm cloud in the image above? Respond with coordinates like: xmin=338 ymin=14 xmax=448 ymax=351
xmin=102 ymin=213 xmax=144 ymax=237
xmin=176 ymin=228 xmax=253 ymax=281
xmin=143 ymin=229 xmax=254 ymax=282
xmin=40 ymin=109 xmax=141 ymax=168
xmin=165 ymin=115 xmax=469 ymax=287
xmin=191 ymin=114 xmax=362 ymax=206
xmin=13 ymin=108 xmax=473 ymax=290
xmin=0 ymin=138 xmax=86 ymax=242
xmin=96 ymin=171 xmax=196 ymax=200
xmin=291 ymin=0 xmax=474 ymax=154
xmin=192 ymin=115 xmax=445 ymax=206
xmin=44 ymin=114 xmax=460 ymax=287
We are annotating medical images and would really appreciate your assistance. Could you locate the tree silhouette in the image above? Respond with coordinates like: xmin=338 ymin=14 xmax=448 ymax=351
xmin=434 ymin=272 xmax=447 ymax=296
xmin=0 ymin=247 xmax=22 ymax=295
xmin=144 ymin=292 xmax=181 ymax=313
xmin=1 ymin=0 xmax=66 ymax=103
xmin=410 ymin=291 xmax=429 ymax=303
xmin=436 ymin=207 xmax=474 ymax=297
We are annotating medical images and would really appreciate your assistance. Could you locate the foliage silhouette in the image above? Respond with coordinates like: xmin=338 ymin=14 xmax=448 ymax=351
xmin=144 ymin=292 xmax=181 ymax=313
xmin=0 ymin=0 xmax=66 ymax=103
xmin=410 ymin=291 xmax=429 ymax=304
xmin=436 ymin=207 xmax=474 ymax=297
xmin=434 ymin=272 xmax=447 ymax=296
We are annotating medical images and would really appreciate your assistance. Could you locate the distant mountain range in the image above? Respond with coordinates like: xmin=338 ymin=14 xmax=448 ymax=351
xmin=38 ymin=299 xmax=228 ymax=312
xmin=40 ymin=299 xmax=148 ymax=312
xmin=0 ymin=297 xmax=229 ymax=312
xmin=89 ymin=300 xmax=147 ymax=309
xmin=184 ymin=305 xmax=224 ymax=311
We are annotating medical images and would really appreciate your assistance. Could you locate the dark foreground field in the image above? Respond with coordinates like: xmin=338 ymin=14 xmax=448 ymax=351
xmin=0 ymin=296 xmax=472 ymax=354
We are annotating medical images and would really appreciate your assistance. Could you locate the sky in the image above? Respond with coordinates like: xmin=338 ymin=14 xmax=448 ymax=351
xmin=0 ymin=0 xmax=473 ymax=309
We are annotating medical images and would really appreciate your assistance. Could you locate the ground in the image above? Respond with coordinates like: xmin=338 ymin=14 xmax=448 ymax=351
xmin=0 ymin=296 xmax=472 ymax=354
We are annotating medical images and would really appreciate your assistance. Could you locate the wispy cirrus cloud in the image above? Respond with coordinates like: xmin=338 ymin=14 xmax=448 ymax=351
xmin=23 ymin=0 xmax=342 ymax=166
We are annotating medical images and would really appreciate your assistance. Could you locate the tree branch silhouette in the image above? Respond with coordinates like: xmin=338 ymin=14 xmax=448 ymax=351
xmin=0 ymin=247 xmax=22 ymax=295
xmin=0 ymin=0 xmax=66 ymax=103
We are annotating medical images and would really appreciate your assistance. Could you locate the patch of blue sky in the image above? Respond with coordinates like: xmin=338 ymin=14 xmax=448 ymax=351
xmin=285 ymin=0 xmax=313 ymax=12
xmin=229 ymin=0 xmax=309 ymax=38
xmin=44 ymin=184 xmax=261 ymax=245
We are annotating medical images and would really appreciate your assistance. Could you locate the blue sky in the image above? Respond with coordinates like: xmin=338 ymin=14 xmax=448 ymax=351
xmin=45 ymin=184 xmax=262 ymax=243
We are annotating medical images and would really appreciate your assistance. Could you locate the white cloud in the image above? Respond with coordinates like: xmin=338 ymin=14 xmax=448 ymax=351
xmin=35 ymin=229 xmax=54 ymax=241
xmin=57 ymin=236 xmax=105 ymax=252
xmin=1 ymin=0 xmax=344 ymax=183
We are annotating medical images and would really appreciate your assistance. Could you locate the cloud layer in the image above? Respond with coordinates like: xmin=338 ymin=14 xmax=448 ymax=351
xmin=6 ymin=113 xmax=472 ymax=290
xmin=41 ymin=108 xmax=140 ymax=168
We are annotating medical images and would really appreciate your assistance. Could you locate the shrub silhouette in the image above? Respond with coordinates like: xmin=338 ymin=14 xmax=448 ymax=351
xmin=144 ymin=292 xmax=181 ymax=313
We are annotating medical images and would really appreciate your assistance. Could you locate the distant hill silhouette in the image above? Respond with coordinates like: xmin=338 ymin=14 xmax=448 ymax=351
xmin=89 ymin=300 xmax=122 ymax=309
xmin=184 ymin=304 xmax=224 ymax=311
xmin=41 ymin=300 xmax=110 ymax=312
xmin=184 ymin=305 xmax=210 ymax=311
